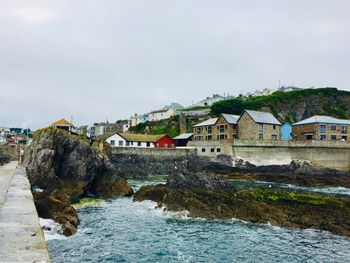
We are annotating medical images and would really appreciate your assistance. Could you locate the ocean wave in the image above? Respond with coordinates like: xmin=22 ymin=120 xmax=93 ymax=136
xmin=39 ymin=218 xmax=66 ymax=241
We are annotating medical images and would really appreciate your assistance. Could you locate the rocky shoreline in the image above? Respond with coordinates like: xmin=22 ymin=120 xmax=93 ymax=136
xmin=24 ymin=127 xmax=133 ymax=235
xmin=23 ymin=129 xmax=350 ymax=237
xmin=134 ymin=172 xmax=350 ymax=237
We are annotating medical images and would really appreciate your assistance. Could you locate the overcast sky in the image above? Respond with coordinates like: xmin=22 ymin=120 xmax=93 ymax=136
xmin=1 ymin=0 xmax=350 ymax=129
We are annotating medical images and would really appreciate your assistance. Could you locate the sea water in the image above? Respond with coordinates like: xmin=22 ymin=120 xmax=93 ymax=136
xmin=46 ymin=178 xmax=350 ymax=263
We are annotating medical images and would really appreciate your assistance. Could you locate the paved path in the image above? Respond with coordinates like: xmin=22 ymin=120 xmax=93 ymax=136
xmin=0 ymin=162 xmax=51 ymax=262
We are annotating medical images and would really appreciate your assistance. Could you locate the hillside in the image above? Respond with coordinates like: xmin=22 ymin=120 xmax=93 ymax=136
xmin=211 ymin=88 xmax=350 ymax=123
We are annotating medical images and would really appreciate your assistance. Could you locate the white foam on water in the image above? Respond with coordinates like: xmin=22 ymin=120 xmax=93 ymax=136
xmin=39 ymin=218 xmax=66 ymax=241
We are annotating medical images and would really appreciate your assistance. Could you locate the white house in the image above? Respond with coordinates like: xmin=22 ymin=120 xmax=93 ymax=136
xmin=192 ymin=94 xmax=225 ymax=107
xmin=0 ymin=135 xmax=7 ymax=145
xmin=148 ymin=109 xmax=175 ymax=122
xmin=105 ymin=133 xmax=166 ymax=148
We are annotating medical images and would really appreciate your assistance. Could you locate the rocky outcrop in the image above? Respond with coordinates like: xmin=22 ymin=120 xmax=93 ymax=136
xmin=0 ymin=146 xmax=13 ymax=165
xmin=24 ymin=127 xmax=133 ymax=235
xmin=34 ymin=190 xmax=79 ymax=236
xmin=134 ymin=173 xmax=350 ymax=237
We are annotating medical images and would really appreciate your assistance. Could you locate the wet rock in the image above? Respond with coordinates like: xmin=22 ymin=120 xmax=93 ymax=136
xmin=134 ymin=173 xmax=350 ymax=237
xmin=34 ymin=190 xmax=79 ymax=236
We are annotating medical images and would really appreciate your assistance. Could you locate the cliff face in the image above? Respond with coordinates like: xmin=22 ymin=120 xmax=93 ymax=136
xmin=24 ymin=127 xmax=133 ymax=235
xmin=211 ymin=88 xmax=350 ymax=122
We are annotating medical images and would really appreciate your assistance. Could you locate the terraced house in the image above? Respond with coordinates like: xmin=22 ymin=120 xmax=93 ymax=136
xmin=193 ymin=113 xmax=240 ymax=141
xmin=237 ymin=110 xmax=281 ymax=140
xmin=292 ymin=116 xmax=350 ymax=141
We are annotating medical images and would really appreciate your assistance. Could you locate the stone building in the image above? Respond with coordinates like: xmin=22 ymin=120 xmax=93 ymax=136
xmin=292 ymin=115 xmax=350 ymax=141
xmin=193 ymin=113 xmax=240 ymax=141
xmin=237 ymin=110 xmax=281 ymax=140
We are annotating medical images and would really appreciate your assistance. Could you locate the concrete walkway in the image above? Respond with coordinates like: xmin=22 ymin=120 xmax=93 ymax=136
xmin=0 ymin=162 xmax=51 ymax=262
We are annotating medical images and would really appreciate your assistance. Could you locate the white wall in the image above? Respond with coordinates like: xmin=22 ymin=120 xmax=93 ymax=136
xmin=148 ymin=109 xmax=175 ymax=122
xmin=106 ymin=134 xmax=155 ymax=148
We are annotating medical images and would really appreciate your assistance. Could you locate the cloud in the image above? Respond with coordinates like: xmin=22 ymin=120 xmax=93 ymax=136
xmin=0 ymin=0 xmax=349 ymax=129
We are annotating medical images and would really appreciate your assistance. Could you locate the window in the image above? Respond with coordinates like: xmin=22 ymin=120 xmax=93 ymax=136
xmin=331 ymin=135 xmax=337 ymax=141
xmin=342 ymin=135 xmax=347 ymax=141
xmin=196 ymin=127 xmax=202 ymax=134
xmin=259 ymin=133 xmax=263 ymax=139
xmin=207 ymin=126 xmax=212 ymax=134
xmin=216 ymin=148 xmax=221 ymax=153
xmin=137 ymin=142 xmax=141 ymax=146
xmin=341 ymin=126 xmax=347 ymax=134
xmin=271 ymin=134 xmax=277 ymax=141
xmin=126 ymin=141 xmax=130 ymax=146
xmin=170 ymin=144 xmax=174 ymax=149
xmin=119 ymin=140 xmax=123 ymax=146
xmin=207 ymin=135 xmax=212 ymax=140
xmin=210 ymin=148 xmax=215 ymax=153
xmin=219 ymin=134 xmax=225 ymax=140
xmin=306 ymin=134 xmax=313 ymax=140
xmin=331 ymin=125 xmax=336 ymax=131
xmin=258 ymin=124 xmax=263 ymax=133
xmin=146 ymin=142 xmax=150 ymax=147
xmin=233 ymin=134 xmax=237 ymax=139
xmin=164 ymin=143 xmax=168 ymax=148
xmin=319 ymin=134 xmax=326 ymax=141
xmin=219 ymin=125 xmax=225 ymax=134
xmin=319 ymin=125 xmax=326 ymax=133
xmin=225 ymin=125 xmax=227 ymax=129
xmin=273 ymin=125 xmax=276 ymax=130
xmin=201 ymin=148 xmax=206 ymax=153
xmin=110 ymin=140 xmax=115 ymax=146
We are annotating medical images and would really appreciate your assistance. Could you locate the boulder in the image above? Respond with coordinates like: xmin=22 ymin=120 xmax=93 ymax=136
xmin=34 ymin=190 xmax=79 ymax=236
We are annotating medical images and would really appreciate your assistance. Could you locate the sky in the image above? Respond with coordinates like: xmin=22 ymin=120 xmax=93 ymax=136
xmin=1 ymin=0 xmax=350 ymax=129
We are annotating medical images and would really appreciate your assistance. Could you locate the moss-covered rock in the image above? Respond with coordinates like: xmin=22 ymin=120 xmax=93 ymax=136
xmin=134 ymin=173 xmax=350 ymax=237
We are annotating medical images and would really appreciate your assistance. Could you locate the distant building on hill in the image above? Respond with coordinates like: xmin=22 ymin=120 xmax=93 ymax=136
xmin=130 ymin=114 xmax=149 ymax=127
xmin=148 ymin=109 xmax=175 ymax=122
xmin=105 ymin=133 xmax=176 ymax=149
xmin=192 ymin=94 xmax=225 ymax=107
xmin=52 ymin=119 xmax=75 ymax=133
xmin=292 ymin=115 xmax=350 ymax=142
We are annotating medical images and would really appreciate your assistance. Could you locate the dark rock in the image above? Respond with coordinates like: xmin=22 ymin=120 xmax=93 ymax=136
xmin=134 ymin=174 xmax=350 ymax=237
xmin=24 ymin=127 xmax=134 ymax=235
xmin=34 ymin=190 xmax=79 ymax=236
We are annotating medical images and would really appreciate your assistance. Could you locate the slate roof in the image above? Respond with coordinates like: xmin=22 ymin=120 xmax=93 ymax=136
xmin=194 ymin=114 xmax=240 ymax=127
xmin=52 ymin=119 xmax=72 ymax=126
xmin=292 ymin=115 xmax=350 ymax=126
xmin=173 ymin=133 xmax=193 ymax=140
xmin=194 ymin=118 xmax=218 ymax=127
xmin=221 ymin=114 xmax=240 ymax=124
xmin=244 ymin=110 xmax=281 ymax=125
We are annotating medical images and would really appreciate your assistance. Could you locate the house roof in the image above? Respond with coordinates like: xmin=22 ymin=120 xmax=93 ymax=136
xmin=52 ymin=119 xmax=72 ymax=126
xmin=292 ymin=115 xmax=350 ymax=126
xmin=244 ymin=110 xmax=281 ymax=125
xmin=194 ymin=113 xmax=240 ymax=127
xmin=118 ymin=133 xmax=168 ymax=142
xmin=149 ymin=109 xmax=169 ymax=114
xmin=194 ymin=118 xmax=218 ymax=127
xmin=221 ymin=114 xmax=240 ymax=124
xmin=173 ymin=133 xmax=193 ymax=140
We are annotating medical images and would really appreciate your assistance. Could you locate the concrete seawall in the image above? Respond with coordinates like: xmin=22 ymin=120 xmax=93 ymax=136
xmin=232 ymin=140 xmax=350 ymax=171
xmin=0 ymin=162 xmax=50 ymax=262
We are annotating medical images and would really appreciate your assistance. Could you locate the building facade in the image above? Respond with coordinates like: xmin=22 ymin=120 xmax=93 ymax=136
xmin=130 ymin=114 xmax=149 ymax=127
xmin=193 ymin=114 xmax=240 ymax=141
xmin=148 ymin=109 xmax=175 ymax=122
xmin=52 ymin=119 xmax=75 ymax=133
xmin=105 ymin=133 xmax=176 ymax=148
xmin=237 ymin=110 xmax=281 ymax=140
xmin=192 ymin=94 xmax=225 ymax=107
xmin=292 ymin=116 xmax=350 ymax=141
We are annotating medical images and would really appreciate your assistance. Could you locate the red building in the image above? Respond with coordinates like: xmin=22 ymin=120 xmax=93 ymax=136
xmin=155 ymin=135 xmax=176 ymax=149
